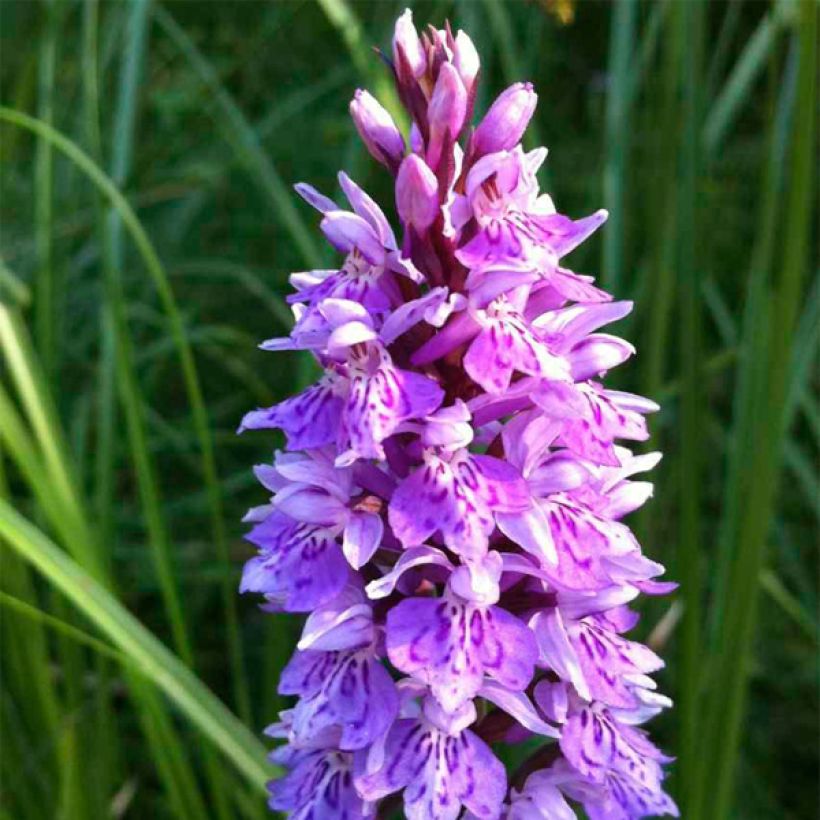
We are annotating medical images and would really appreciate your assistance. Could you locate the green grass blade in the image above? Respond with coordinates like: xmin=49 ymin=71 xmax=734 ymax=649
xmin=0 ymin=590 xmax=124 ymax=663
xmin=698 ymin=3 xmax=816 ymax=815
xmin=0 ymin=307 xmax=101 ymax=574
xmin=107 ymin=0 xmax=150 ymax=265
xmin=0 ymin=106 xmax=252 ymax=726
xmin=705 ymin=0 xmax=745 ymax=100
xmin=34 ymin=0 xmax=57 ymax=381
xmin=315 ymin=0 xmax=406 ymax=128
xmin=153 ymin=5 xmax=320 ymax=271
xmin=0 ymin=259 xmax=31 ymax=306
xmin=675 ymin=0 xmax=705 ymax=806
xmin=707 ymin=32 xmax=799 ymax=649
xmin=703 ymin=6 xmax=786 ymax=155
xmin=601 ymin=0 xmax=637 ymax=293
xmin=759 ymin=569 xmax=819 ymax=644
xmin=0 ymin=499 xmax=273 ymax=793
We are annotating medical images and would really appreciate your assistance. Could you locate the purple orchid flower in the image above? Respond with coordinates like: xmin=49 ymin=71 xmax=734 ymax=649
xmin=240 ymin=8 xmax=677 ymax=818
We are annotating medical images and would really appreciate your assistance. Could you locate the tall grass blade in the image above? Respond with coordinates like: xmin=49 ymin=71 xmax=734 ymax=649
xmin=0 ymin=590 xmax=125 ymax=663
xmin=0 ymin=499 xmax=273 ymax=792
xmin=703 ymin=6 xmax=786 ymax=155
xmin=0 ymin=106 xmax=252 ymax=725
xmin=153 ymin=6 xmax=320 ymax=271
xmin=34 ymin=0 xmax=57 ymax=380
xmin=601 ymin=0 xmax=637 ymax=292
xmin=698 ymin=3 xmax=816 ymax=815
xmin=107 ymin=0 xmax=150 ymax=266
xmin=675 ymin=0 xmax=705 ymax=807
xmin=316 ymin=0 xmax=406 ymax=129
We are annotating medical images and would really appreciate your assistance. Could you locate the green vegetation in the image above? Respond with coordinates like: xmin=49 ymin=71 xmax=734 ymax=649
xmin=0 ymin=1 xmax=815 ymax=817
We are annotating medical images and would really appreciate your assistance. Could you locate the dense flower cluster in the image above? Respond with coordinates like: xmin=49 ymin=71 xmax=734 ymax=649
xmin=240 ymin=10 xmax=678 ymax=818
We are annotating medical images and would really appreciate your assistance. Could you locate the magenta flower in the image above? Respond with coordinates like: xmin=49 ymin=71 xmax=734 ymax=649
xmin=241 ymin=9 xmax=677 ymax=818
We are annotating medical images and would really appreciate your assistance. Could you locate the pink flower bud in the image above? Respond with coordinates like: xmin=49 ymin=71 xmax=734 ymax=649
xmin=427 ymin=62 xmax=467 ymax=168
xmin=393 ymin=9 xmax=426 ymax=83
xmin=453 ymin=30 xmax=480 ymax=96
xmin=396 ymin=154 xmax=439 ymax=231
xmin=350 ymin=90 xmax=405 ymax=170
xmin=472 ymin=82 xmax=537 ymax=156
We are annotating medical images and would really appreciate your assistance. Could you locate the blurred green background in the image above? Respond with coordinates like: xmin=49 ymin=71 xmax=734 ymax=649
xmin=0 ymin=0 xmax=816 ymax=818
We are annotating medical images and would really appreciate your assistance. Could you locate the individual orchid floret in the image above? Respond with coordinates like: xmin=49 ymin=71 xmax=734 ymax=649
xmin=350 ymin=89 xmax=406 ymax=171
xmin=388 ymin=444 xmax=530 ymax=559
xmin=268 ymin=745 xmax=375 ymax=818
xmin=241 ymin=8 xmax=676 ymax=819
xmin=471 ymin=81 xmax=538 ymax=157
xmin=279 ymin=638 xmax=398 ymax=750
xmin=356 ymin=697 xmax=507 ymax=820
xmin=386 ymin=580 xmax=538 ymax=712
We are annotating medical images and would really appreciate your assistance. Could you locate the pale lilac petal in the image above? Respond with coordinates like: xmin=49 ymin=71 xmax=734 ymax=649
xmin=496 ymin=505 xmax=557 ymax=565
xmin=568 ymin=334 xmax=635 ymax=381
xmin=341 ymin=358 xmax=444 ymax=463
xmin=532 ymin=679 xmax=569 ymax=723
xmin=294 ymin=182 xmax=338 ymax=213
xmin=478 ymin=680 xmax=559 ymax=738
xmin=571 ymin=620 xmax=664 ymax=709
xmin=327 ymin=320 xmax=378 ymax=354
xmin=321 ymin=211 xmax=384 ymax=264
xmin=386 ymin=596 xmax=485 ymax=711
xmin=530 ymin=608 xmax=590 ymax=700
xmin=281 ymin=647 xmax=398 ymax=750
xmin=242 ymin=513 xmax=348 ymax=612
xmin=469 ymin=454 xmax=531 ymax=513
xmin=549 ymin=268 xmax=612 ymax=303
xmin=410 ymin=310 xmax=480 ymax=366
xmin=342 ymin=511 xmax=383 ymax=569
xmin=365 ymin=546 xmax=454 ymax=600
xmin=509 ymin=775 xmax=577 ymax=820
xmin=268 ymin=748 xmax=374 ymax=818
xmin=318 ymin=296 xmax=373 ymax=328
xmin=480 ymin=605 xmax=539 ymax=691
xmin=357 ymin=719 xmax=506 ymax=820
xmin=534 ymin=301 xmax=633 ymax=349
xmin=501 ymin=410 xmax=563 ymax=478
xmin=273 ymin=484 xmax=347 ymax=525
xmin=534 ymin=209 xmax=608 ymax=257
xmin=528 ymin=451 xmax=592 ymax=495
xmin=298 ymin=589 xmax=374 ymax=651
xmin=239 ymin=380 xmax=344 ymax=451
xmin=380 ymin=287 xmax=450 ymax=345
xmin=387 ymin=595 xmax=536 ymax=712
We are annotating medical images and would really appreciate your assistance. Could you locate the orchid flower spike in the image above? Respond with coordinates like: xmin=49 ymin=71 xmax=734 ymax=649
xmin=241 ymin=9 xmax=677 ymax=819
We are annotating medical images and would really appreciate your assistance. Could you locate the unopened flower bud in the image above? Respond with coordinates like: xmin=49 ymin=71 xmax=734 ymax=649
xmin=396 ymin=154 xmax=439 ymax=231
xmin=426 ymin=63 xmax=467 ymax=168
xmin=393 ymin=8 xmax=426 ymax=83
xmin=472 ymin=81 xmax=537 ymax=156
xmin=453 ymin=30 xmax=480 ymax=96
xmin=350 ymin=89 xmax=405 ymax=170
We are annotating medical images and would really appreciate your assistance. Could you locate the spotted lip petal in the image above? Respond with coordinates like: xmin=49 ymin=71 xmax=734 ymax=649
xmin=241 ymin=512 xmax=348 ymax=613
xmin=279 ymin=646 xmax=399 ymax=750
xmin=388 ymin=449 xmax=529 ymax=559
xmin=268 ymin=747 xmax=375 ymax=818
xmin=386 ymin=592 xmax=538 ymax=712
xmin=355 ymin=717 xmax=507 ymax=820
